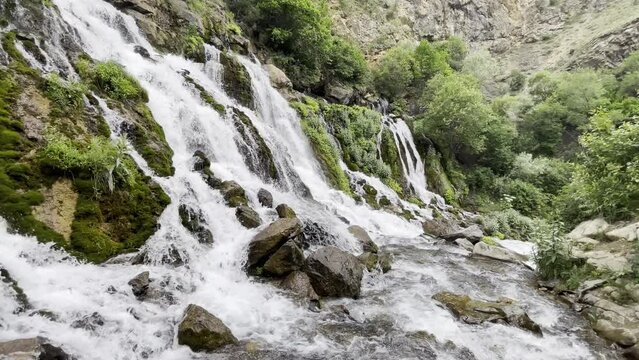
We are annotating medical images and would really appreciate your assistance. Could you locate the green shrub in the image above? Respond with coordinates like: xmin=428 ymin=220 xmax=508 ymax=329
xmin=43 ymin=74 xmax=86 ymax=113
xmin=493 ymin=178 xmax=547 ymax=217
xmin=413 ymin=40 xmax=452 ymax=85
xmin=435 ymin=36 xmax=467 ymax=71
xmin=479 ymin=208 xmax=540 ymax=241
xmin=325 ymin=37 xmax=368 ymax=86
xmin=373 ymin=44 xmax=415 ymax=100
xmin=184 ymin=34 xmax=206 ymax=63
xmin=79 ymin=60 xmax=148 ymax=102
xmin=532 ymin=221 xmax=575 ymax=281
xmin=510 ymin=153 xmax=572 ymax=194
xmin=509 ymin=70 xmax=526 ymax=92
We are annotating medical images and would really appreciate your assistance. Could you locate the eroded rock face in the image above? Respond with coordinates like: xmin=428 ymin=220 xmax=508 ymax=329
xmin=177 ymin=304 xmax=238 ymax=352
xmin=305 ymin=246 xmax=364 ymax=298
xmin=247 ymin=218 xmax=303 ymax=268
xmin=0 ymin=337 xmax=71 ymax=360
xmin=31 ymin=179 xmax=78 ymax=242
xmin=432 ymin=292 xmax=542 ymax=335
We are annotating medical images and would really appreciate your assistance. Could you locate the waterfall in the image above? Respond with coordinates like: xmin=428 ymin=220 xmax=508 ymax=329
xmin=0 ymin=1 xmax=613 ymax=359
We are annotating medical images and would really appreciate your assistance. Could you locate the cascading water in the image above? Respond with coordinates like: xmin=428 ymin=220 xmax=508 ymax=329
xmin=0 ymin=1 xmax=616 ymax=359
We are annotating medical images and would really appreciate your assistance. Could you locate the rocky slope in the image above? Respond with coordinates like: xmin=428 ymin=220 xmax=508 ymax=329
xmin=329 ymin=0 xmax=639 ymax=73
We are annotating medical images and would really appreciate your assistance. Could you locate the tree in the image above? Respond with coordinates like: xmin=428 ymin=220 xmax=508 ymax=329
xmin=435 ymin=36 xmax=468 ymax=71
xmin=324 ymin=37 xmax=368 ymax=86
xmin=373 ymin=44 xmax=416 ymax=100
xmin=413 ymin=40 xmax=452 ymax=84
xmin=414 ymin=73 xmax=494 ymax=158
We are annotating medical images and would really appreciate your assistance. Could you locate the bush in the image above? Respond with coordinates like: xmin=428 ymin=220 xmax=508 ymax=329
xmin=479 ymin=208 xmax=540 ymax=241
xmin=413 ymin=40 xmax=452 ymax=85
xmin=510 ymin=153 xmax=572 ymax=194
xmin=41 ymin=132 xmax=135 ymax=193
xmin=325 ymin=37 xmax=368 ymax=86
xmin=493 ymin=178 xmax=547 ymax=217
xmin=532 ymin=221 xmax=575 ymax=281
xmin=509 ymin=70 xmax=526 ymax=92
xmin=435 ymin=36 xmax=467 ymax=71
xmin=373 ymin=44 xmax=415 ymax=100
xmin=78 ymin=60 xmax=148 ymax=103
xmin=43 ymin=74 xmax=86 ymax=113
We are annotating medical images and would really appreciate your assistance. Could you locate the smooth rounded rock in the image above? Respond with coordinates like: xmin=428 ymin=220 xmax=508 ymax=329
xmin=305 ymin=246 xmax=364 ymax=298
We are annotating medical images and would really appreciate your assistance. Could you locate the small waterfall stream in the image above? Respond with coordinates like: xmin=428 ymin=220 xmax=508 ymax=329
xmin=0 ymin=1 xmax=615 ymax=359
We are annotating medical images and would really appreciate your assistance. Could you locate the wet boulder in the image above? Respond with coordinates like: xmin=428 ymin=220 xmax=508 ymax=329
xmin=348 ymin=225 xmax=379 ymax=253
xmin=179 ymin=205 xmax=214 ymax=244
xmin=235 ymin=205 xmax=262 ymax=229
xmin=422 ymin=217 xmax=460 ymax=238
xmin=1 ymin=267 xmax=31 ymax=314
xmin=0 ymin=337 xmax=71 ymax=359
xmin=71 ymin=312 xmax=105 ymax=331
xmin=177 ymin=304 xmax=238 ymax=352
xmin=379 ymin=252 xmax=393 ymax=273
xmin=441 ymin=225 xmax=483 ymax=244
xmin=128 ymin=271 xmax=150 ymax=299
xmin=454 ymin=238 xmax=475 ymax=252
xmin=305 ymin=246 xmax=364 ymax=298
xmin=220 ymin=181 xmax=248 ymax=207
xmin=472 ymin=242 xmax=524 ymax=263
xmin=247 ymin=218 xmax=303 ymax=268
xmin=300 ymin=222 xmax=337 ymax=248
xmin=275 ymin=203 xmax=297 ymax=219
xmin=257 ymin=188 xmax=273 ymax=208
xmin=358 ymin=252 xmax=379 ymax=271
xmin=279 ymin=271 xmax=319 ymax=301
xmin=263 ymin=240 xmax=305 ymax=276
xmin=193 ymin=151 xmax=222 ymax=189
xmin=432 ymin=292 xmax=542 ymax=335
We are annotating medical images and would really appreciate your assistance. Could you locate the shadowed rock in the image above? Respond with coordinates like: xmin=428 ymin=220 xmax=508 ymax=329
xmin=247 ymin=218 xmax=303 ymax=268
xmin=305 ymin=246 xmax=364 ymax=298
xmin=177 ymin=304 xmax=238 ymax=352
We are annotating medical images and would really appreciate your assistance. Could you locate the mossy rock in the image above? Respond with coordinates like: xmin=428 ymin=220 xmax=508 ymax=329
xmin=275 ymin=203 xmax=297 ymax=219
xmin=231 ymin=108 xmax=279 ymax=182
xmin=182 ymin=73 xmax=225 ymax=113
xmin=220 ymin=52 xmax=253 ymax=109
xmin=380 ymin=128 xmax=405 ymax=194
xmin=219 ymin=180 xmax=248 ymax=207
xmin=177 ymin=304 xmax=238 ymax=352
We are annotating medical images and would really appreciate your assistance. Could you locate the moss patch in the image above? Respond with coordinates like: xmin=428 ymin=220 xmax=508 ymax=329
xmin=231 ymin=108 xmax=279 ymax=181
xmin=291 ymin=99 xmax=351 ymax=194
xmin=182 ymin=73 xmax=225 ymax=113
xmin=220 ymin=52 xmax=253 ymax=109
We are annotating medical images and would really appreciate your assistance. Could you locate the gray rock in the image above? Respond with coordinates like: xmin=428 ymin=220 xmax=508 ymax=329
xmin=247 ymin=218 xmax=303 ymax=267
xmin=257 ymin=188 xmax=273 ymax=208
xmin=177 ymin=304 xmax=238 ymax=352
xmin=0 ymin=337 xmax=71 ymax=360
xmin=275 ymin=203 xmax=297 ymax=219
xmin=606 ymin=222 xmax=639 ymax=241
xmin=358 ymin=252 xmax=379 ymax=271
xmin=71 ymin=312 xmax=105 ymax=331
xmin=305 ymin=246 xmax=364 ymax=298
xmin=179 ymin=205 xmax=214 ymax=244
xmin=128 ymin=271 xmax=150 ymax=299
xmin=567 ymin=218 xmax=610 ymax=240
xmin=442 ymin=225 xmax=483 ymax=243
xmin=279 ymin=271 xmax=319 ymax=301
xmin=264 ymin=63 xmax=292 ymax=89
xmin=348 ymin=225 xmax=379 ymax=253
xmin=220 ymin=181 xmax=248 ymax=207
xmin=235 ymin=205 xmax=262 ymax=229
xmin=379 ymin=252 xmax=393 ymax=273
xmin=454 ymin=238 xmax=475 ymax=252
xmin=472 ymin=242 xmax=523 ymax=263
xmin=263 ymin=240 xmax=305 ymax=276
xmin=593 ymin=319 xmax=637 ymax=347
xmin=422 ymin=217 xmax=460 ymax=238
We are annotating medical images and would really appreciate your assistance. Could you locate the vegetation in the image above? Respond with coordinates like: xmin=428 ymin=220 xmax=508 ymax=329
xmin=77 ymin=59 xmax=148 ymax=103
xmin=229 ymin=0 xmax=368 ymax=90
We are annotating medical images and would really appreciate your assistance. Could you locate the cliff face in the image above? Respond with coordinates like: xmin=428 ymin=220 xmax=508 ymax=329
xmin=329 ymin=0 xmax=639 ymax=72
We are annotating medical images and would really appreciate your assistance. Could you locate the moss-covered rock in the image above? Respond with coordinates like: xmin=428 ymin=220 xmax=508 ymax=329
xmin=231 ymin=108 xmax=278 ymax=182
xmin=275 ymin=203 xmax=297 ymax=219
xmin=291 ymin=99 xmax=351 ymax=194
xmin=221 ymin=52 xmax=253 ymax=109
xmin=177 ymin=304 xmax=238 ymax=352
xmin=182 ymin=73 xmax=225 ymax=113
xmin=235 ymin=205 xmax=261 ymax=228
xmin=219 ymin=180 xmax=248 ymax=207
xmin=179 ymin=204 xmax=214 ymax=244
xmin=380 ymin=128 xmax=406 ymax=194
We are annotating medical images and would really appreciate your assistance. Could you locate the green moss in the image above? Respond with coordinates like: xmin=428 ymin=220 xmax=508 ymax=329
xmin=184 ymin=34 xmax=206 ymax=63
xmin=182 ymin=74 xmax=225 ymax=113
xmin=362 ymin=183 xmax=379 ymax=209
xmin=2 ymin=32 xmax=40 ymax=77
xmin=77 ymin=59 xmax=147 ymax=103
xmin=43 ymin=74 xmax=86 ymax=116
xmin=220 ymin=52 xmax=253 ymax=109
xmin=424 ymin=147 xmax=457 ymax=206
xmin=481 ymin=236 xmax=498 ymax=246
xmin=130 ymin=104 xmax=175 ymax=177
xmin=292 ymin=101 xmax=351 ymax=194
xmin=380 ymin=128 xmax=404 ymax=193
xmin=232 ymin=108 xmax=279 ymax=181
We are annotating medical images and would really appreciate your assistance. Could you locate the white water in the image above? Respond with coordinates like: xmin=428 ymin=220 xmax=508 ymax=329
xmin=0 ymin=1 xmax=614 ymax=359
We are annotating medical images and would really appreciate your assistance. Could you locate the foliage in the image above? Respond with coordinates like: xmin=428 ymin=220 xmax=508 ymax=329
xmin=43 ymin=74 xmax=87 ymax=114
xmin=493 ymin=178 xmax=548 ymax=217
xmin=509 ymin=70 xmax=526 ymax=92
xmin=41 ymin=132 xmax=135 ymax=194
xmin=477 ymin=115 xmax=517 ymax=175
xmin=435 ymin=36 xmax=467 ymax=71
xmin=510 ymin=153 xmax=572 ymax=194
xmin=292 ymin=100 xmax=351 ymax=193
xmin=533 ymin=221 xmax=575 ymax=281
xmin=323 ymin=104 xmax=390 ymax=180
xmin=461 ymin=50 xmax=503 ymax=96
xmin=325 ymin=37 xmax=368 ymax=86
xmin=184 ymin=34 xmax=206 ymax=63
xmin=77 ymin=59 xmax=148 ymax=103
xmin=373 ymin=44 xmax=415 ymax=100
xmin=415 ymin=73 xmax=494 ymax=157
xmin=413 ymin=40 xmax=452 ymax=85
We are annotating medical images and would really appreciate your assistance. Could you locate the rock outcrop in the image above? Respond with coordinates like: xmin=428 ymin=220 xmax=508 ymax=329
xmin=247 ymin=218 xmax=303 ymax=268
xmin=179 ymin=205 xmax=214 ymax=244
xmin=305 ymin=246 xmax=364 ymax=298
xmin=177 ymin=304 xmax=238 ymax=352
xmin=0 ymin=337 xmax=71 ymax=359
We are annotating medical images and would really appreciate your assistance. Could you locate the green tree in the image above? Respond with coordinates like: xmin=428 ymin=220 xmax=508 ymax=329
xmin=324 ymin=37 xmax=368 ymax=86
xmin=373 ymin=44 xmax=415 ymax=100
xmin=413 ymin=40 xmax=452 ymax=84
xmin=435 ymin=36 xmax=468 ymax=70
xmin=414 ymin=73 xmax=494 ymax=157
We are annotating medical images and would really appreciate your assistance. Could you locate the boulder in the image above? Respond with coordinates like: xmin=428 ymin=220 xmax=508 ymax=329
xmin=432 ymin=292 xmax=541 ymax=335
xmin=179 ymin=205 xmax=214 ymax=244
xmin=567 ymin=218 xmax=610 ymax=240
xmin=235 ymin=205 xmax=261 ymax=229
xmin=193 ymin=152 xmax=222 ymax=189
xmin=472 ymin=242 xmax=524 ymax=263
xmin=379 ymin=252 xmax=393 ymax=273
xmin=279 ymin=271 xmax=319 ymax=301
xmin=441 ymin=225 xmax=483 ymax=244
xmin=177 ymin=304 xmax=238 ymax=352
xmin=422 ymin=217 xmax=459 ymax=238
xmin=275 ymin=204 xmax=297 ymax=219
xmin=358 ymin=252 xmax=379 ymax=271
xmin=264 ymin=63 xmax=292 ymax=89
xmin=0 ymin=337 xmax=71 ymax=359
xmin=247 ymin=218 xmax=303 ymax=267
xmin=593 ymin=319 xmax=638 ymax=347
xmin=128 ymin=271 xmax=150 ymax=299
xmin=220 ymin=181 xmax=248 ymax=207
xmin=257 ymin=188 xmax=273 ymax=208
xmin=305 ymin=246 xmax=364 ymax=298
xmin=263 ymin=240 xmax=305 ymax=276
xmin=606 ymin=222 xmax=639 ymax=242
xmin=454 ymin=238 xmax=474 ymax=252
xmin=348 ymin=225 xmax=379 ymax=253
